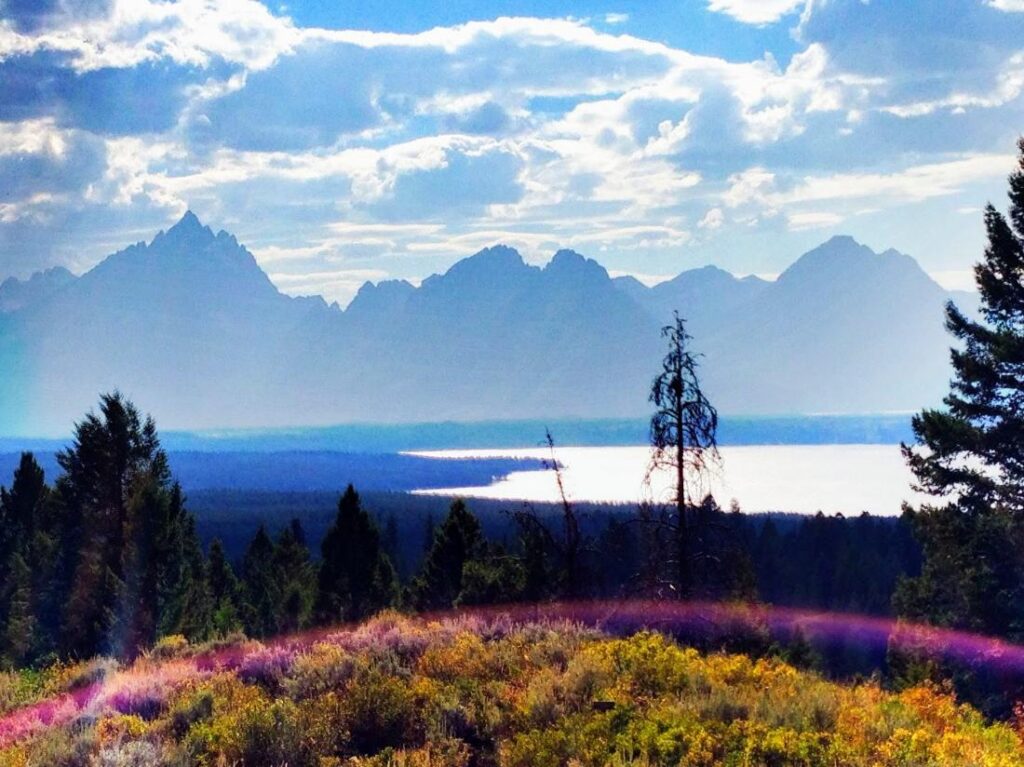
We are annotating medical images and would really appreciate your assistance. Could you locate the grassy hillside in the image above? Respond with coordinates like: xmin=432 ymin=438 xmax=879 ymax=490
xmin=1 ymin=612 xmax=1021 ymax=767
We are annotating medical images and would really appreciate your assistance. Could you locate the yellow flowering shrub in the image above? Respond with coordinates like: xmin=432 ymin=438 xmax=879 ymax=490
xmin=0 ymin=615 xmax=1021 ymax=766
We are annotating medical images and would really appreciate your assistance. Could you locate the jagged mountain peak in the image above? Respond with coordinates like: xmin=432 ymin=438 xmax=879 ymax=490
xmin=545 ymin=249 xmax=610 ymax=284
xmin=0 ymin=266 xmax=78 ymax=313
xmin=777 ymin=235 xmax=930 ymax=287
xmin=347 ymin=278 xmax=416 ymax=317
xmin=432 ymin=245 xmax=536 ymax=292
xmin=151 ymin=210 xmax=216 ymax=250
xmin=661 ymin=264 xmax=738 ymax=288
xmin=448 ymin=244 xmax=524 ymax=272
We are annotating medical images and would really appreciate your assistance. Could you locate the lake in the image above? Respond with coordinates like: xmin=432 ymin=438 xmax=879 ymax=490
xmin=410 ymin=444 xmax=931 ymax=516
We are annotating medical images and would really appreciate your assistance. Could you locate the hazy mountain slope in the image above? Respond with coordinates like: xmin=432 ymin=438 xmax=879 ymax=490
xmin=0 ymin=267 xmax=76 ymax=313
xmin=633 ymin=265 xmax=770 ymax=337
xmin=697 ymin=236 xmax=953 ymax=413
xmin=0 ymin=215 xmax=970 ymax=434
xmin=4 ymin=213 xmax=334 ymax=433
xmin=294 ymin=247 xmax=660 ymax=422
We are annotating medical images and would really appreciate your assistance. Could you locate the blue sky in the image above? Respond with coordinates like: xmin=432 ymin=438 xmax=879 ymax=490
xmin=3 ymin=0 xmax=1024 ymax=303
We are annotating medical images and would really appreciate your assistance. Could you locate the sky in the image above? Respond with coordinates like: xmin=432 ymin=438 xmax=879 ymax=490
xmin=3 ymin=0 xmax=1024 ymax=304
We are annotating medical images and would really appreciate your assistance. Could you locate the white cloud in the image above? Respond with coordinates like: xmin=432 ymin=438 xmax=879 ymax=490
xmin=881 ymin=53 xmax=1024 ymax=117
xmin=0 ymin=119 xmax=68 ymax=157
xmin=699 ymin=208 xmax=725 ymax=229
xmin=0 ymin=0 xmax=300 ymax=72
xmin=723 ymin=168 xmax=776 ymax=208
xmin=786 ymin=210 xmax=844 ymax=230
xmin=775 ymin=153 xmax=1014 ymax=206
xmin=706 ymin=0 xmax=806 ymax=25
xmin=989 ymin=0 xmax=1024 ymax=10
xmin=5 ymin=3 xmax=1024 ymax=286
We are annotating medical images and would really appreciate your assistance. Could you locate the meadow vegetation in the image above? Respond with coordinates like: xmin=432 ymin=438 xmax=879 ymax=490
xmin=1 ymin=612 xmax=1022 ymax=767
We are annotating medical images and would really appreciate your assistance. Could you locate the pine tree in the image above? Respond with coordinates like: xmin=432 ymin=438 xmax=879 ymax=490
xmin=0 ymin=452 xmax=47 ymax=554
xmin=316 ymin=486 xmax=397 ymax=625
xmin=2 ymin=554 xmax=36 ymax=667
xmin=276 ymin=519 xmax=316 ymax=633
xmin=241 ymin=526 xmax=280 ymax=638
xmin=382 ymin=514 xmax=401 ymax=575
xmin=207 ymin=538 xmax=243 ymax=636
xmin=56 ymin=393 xmax=172 ymax=658
xmin=897 ymin=140 xmax=1024 ymax=639
xmin=409 ymin=499 xmax=484 ymax=611
xmin=0 ymin=453 xmax=52 ymax=663
xmin=422 ymin=513 xmax=436 ymax=554
xmin=169 ymin=513 xmax=213 ymax=641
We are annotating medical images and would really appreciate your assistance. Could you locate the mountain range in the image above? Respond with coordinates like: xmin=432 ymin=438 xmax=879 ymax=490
xmin=0 ymin=212 xmax=969 ymax=435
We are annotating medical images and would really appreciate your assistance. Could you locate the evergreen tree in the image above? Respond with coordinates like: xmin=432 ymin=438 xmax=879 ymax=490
xmin=897 ymin=140 xmax=1024 ymax=640
xmin=456 ymin=543 xmax=525 ymax=606
xmin=169 ymin=513 xmax=214 ymax=641
xmin=594 ymin=516 xmax=639 ymax=598
xmin=0 ymin=452 xmax=47 ymax=554
xmin=316 ymin=486 xmax=397 ymax=625
xmin=55 ymin=393 xmax=174 ymax=658
xmin=276 ymin=519 xmax=316 ymax=633
xmin=409 ymin=499 xmax=484 ymax=611
xmin=382 ymin=514 xmax=401 ymax=575
xmin=422 ymin=513 xmax=436 ymax=553
xmin=241 ymin=525 xmax=280 ymax=638
xmin=0 ymin=453 xmax=53 ymax=664
xmin=1 ymin=554 xmax=35 ymax=667
xmin=518 ymin=520 xmax=550 ymax=602
xmin=206 ymin=538 xmax=243 ymax=636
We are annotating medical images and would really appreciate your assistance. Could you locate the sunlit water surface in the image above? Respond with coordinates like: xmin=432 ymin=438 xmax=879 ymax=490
xmin=409 ymin=444 xmax=930 ymax=515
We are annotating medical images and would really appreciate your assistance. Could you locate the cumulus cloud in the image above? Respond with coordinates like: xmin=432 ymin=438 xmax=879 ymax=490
xmin=706 ymin=0 xmax=806 ymax=24
xmin=3 ymin=0 xmax=1024 ymax=291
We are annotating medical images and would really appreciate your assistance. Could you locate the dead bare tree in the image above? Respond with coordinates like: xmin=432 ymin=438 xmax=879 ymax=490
xmin=646 ymin=311 xmax=722 ymax=598
xmin=507 ymin=429 xmax=585 ymax=600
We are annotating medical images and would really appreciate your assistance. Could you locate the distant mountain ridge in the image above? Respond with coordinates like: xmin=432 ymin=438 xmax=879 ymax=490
xmin=0 ymin=213 xmax=966 ymax=435
xmin=0 ymin=266 xmax=76 ymax=313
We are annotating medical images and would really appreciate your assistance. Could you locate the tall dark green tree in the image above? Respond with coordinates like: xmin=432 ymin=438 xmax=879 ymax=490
xmin=409 ymin=499 xmax=485 ymax=611
xmin=316 ymin=486 xmax=397 ymax=624
xmin=240 ymin=525 xmax=280 ymax=638
xmin=276 ymin=519 xmax=316 ymax=633
xmin=166 ymin=504 xmax=214 ymax=641
xmin=55 ymin=393 xmax=188 ymax=658
xmin=119 ymin=481 xmax=209 ymax=651
xmin=0 ymin=452 xmax=48 ymax=555
xmin=647 ymin=312 xmax=721 ymax=597
xmin=206 ymin=538 xmax=243 ymax=636
xmin=897 ymin=140 xmax=1024 ymax=640
xmin=0 ymin=453 xmax=54 ymax=664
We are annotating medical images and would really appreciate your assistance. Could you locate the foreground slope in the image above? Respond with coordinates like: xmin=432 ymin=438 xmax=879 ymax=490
xmin=0 ymin=214 xmax=964 ymax=433
xmin=0 ymin=611 xmax=1020 ymax=766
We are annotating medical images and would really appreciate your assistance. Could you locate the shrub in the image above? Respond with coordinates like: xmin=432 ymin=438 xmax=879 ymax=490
xmin=284 ymin=642 xmax=356 ymax=700
xmin=167 ymin=688 xmax=214 ymax=738
xmin=342 ymin=668 xmax=421 ymax=754
xmin=147 ymin=635 xmax=189 ymax=661
xmin=237 ymin=645 xmax=295 ymax=692
xmin=93 ymin=740 xmax=165 ymax=767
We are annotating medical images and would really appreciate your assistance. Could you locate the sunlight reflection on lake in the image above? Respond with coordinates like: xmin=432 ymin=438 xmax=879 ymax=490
xmin=408 ymin=444 xmax=930 ymax=515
